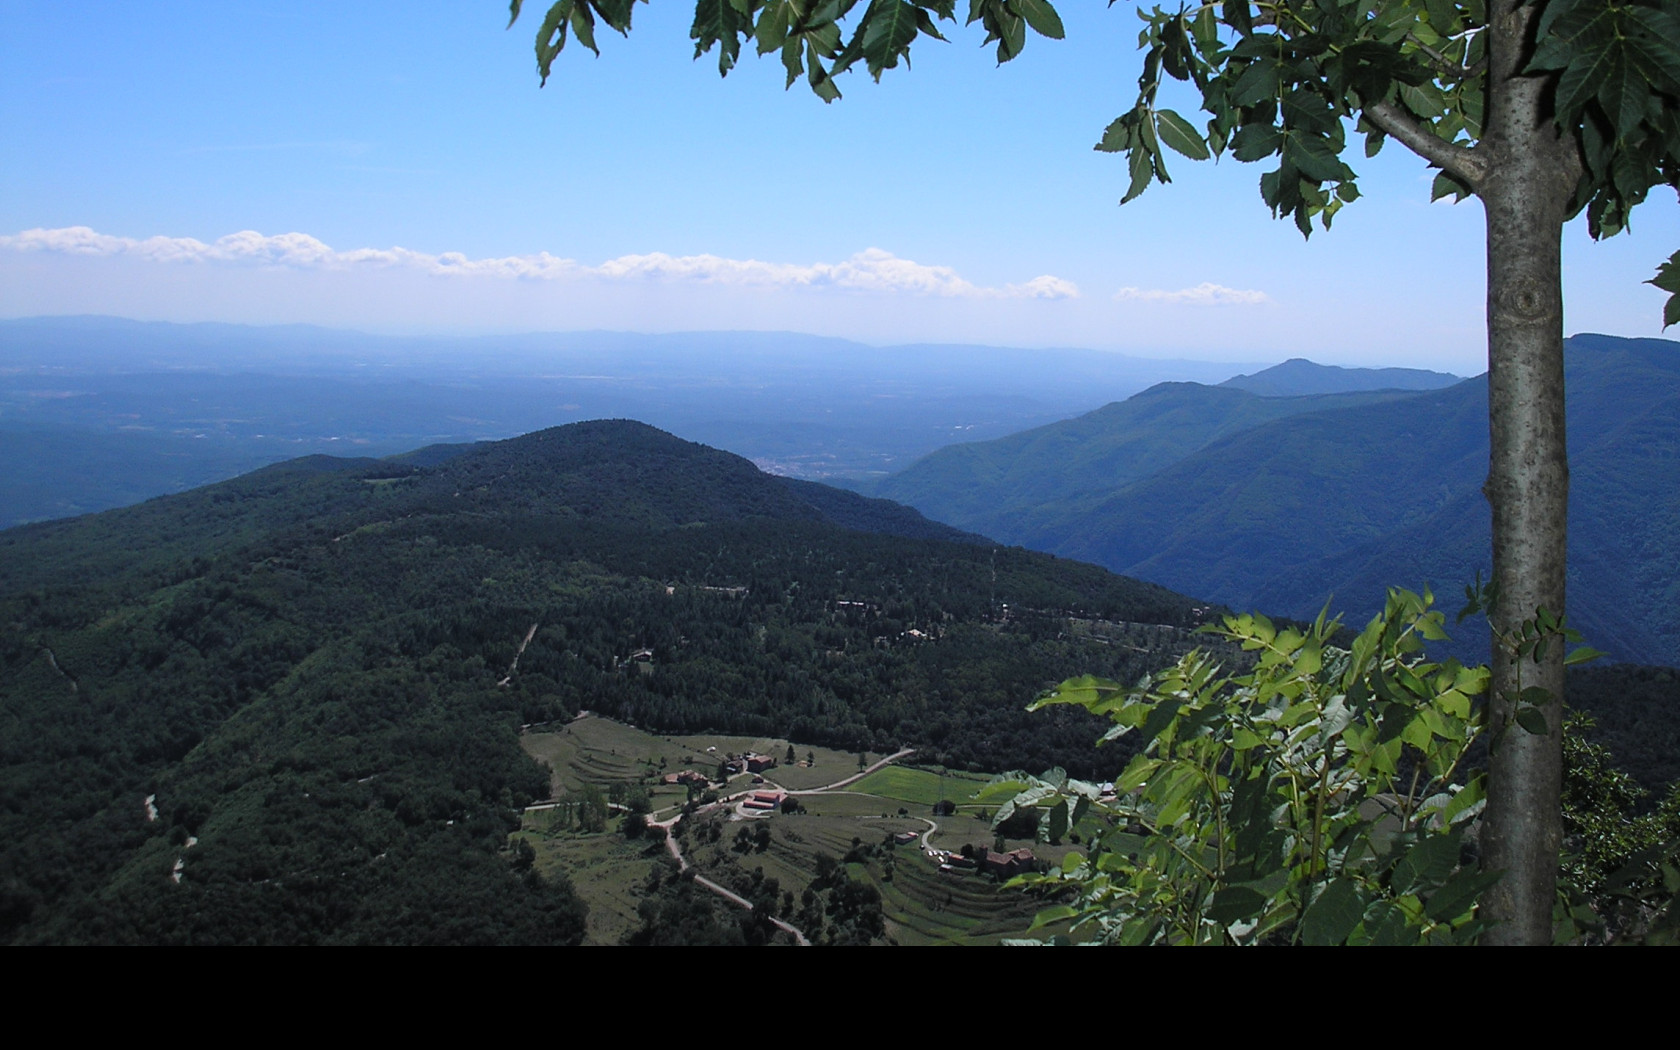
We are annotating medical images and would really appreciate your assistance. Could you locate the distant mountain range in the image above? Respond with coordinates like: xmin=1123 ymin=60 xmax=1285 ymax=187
xmin=865 ymin=336 xmax=1679 ymax=666
xmin=0 ymin=316 xmax=1263 ymax=526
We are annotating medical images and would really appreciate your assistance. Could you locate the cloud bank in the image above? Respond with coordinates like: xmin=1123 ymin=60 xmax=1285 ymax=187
xmin=1113 ymin=281 xmax=1270 ymax=306
xmin=1 ymin=227 xmax=1078 ymax=301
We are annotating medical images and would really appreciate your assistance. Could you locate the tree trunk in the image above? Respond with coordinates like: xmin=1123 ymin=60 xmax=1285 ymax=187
xmin=1477 ymin=0 xmax=1580 ymax=946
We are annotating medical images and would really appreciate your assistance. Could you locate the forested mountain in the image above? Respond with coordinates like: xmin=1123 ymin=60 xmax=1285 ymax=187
xmin=866 ymin=335 xmax=1680 ymax=666
xmin=1217 ymin=358 xmax=1462 ymax=396
xmin=0 ymin=421 xmax=1209 ymax=944
xmin=864 ymin=383 xmax=1427 ymax=541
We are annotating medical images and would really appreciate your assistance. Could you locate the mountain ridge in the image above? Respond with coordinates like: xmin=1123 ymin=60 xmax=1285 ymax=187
xmin=1219 ymin=357 xmax=1462 ymax=396
xmin=865 ymin=334 xmax=1680 ymax=665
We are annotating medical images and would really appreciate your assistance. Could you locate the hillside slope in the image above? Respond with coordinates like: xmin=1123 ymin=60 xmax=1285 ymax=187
xmin=868 ymin=384 xmax=1422 ymax=541
xmin=0 ymin=421 xmax=1207 ymax=944
xmin=868 ymin=335 xmax=1680 ymax=665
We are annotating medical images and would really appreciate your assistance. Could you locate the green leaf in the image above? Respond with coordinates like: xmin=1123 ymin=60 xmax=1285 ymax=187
xmin=1138 ymin=697 xmax=1182 ymax=747
xmin=1230 ymin=121 xmax=1284 ymax=162
xmin=1392 ymin=830 xmax=1460 ymax=895
xmin=1515 ymin=705 xmax=1550 ymax=736
xmin=1536 ymin=0 xmax=1596 ymax=40
xmin=1360 ymin=898 xmax=1419 ymax=945
xmin=806 ymin=42 xmax=842 ymax=102
xmin=1401 ymin=714 xmax=1433 ymax=751
xmin=1046 ymin=797 xmax=1070 ymax=842
xmin=534 ymin=1 xmax=574 ymax=83
xmin=1222 ymin=0 xmax=1251 ymax=37
xmin=1552 ymin=35 xmax=1621 ymax=127
xmin=1624 ymin=8 xmax=1680 ymax=95
xmin=1363 ymin=122 xmax=1386 ymax=158
xmin=1424 ymin=866 xmax=1502 ymax=923
xmin=757 ymin=5 xmax=789 ymax=53
xmin=1011 ymin=0 xmax=1064 ymax=40
xmin=1027 ymin=903 xmax=1081 ymax=930
xmin=994 ymin=7 xmax=1026 ymax=62
xmin=1564 ymin=646 xmax=1605 ymax=667
xmin=1155 ymin=109 xmax=1210 ymax=160
xmin=1284 ymin=132 xmax=1351 ymax=184
xmin=1230 ymin=59 xmax=1281 ymax=107
xmin=1094 ymin=115 xmax=1134 ymax=154
xmin=1441 ymin=775 xmax=1487 ymax=828
xmin=1432 ymin=169 xmax=1474 ymax=203
xmin=1300 ymin=877 xmax=1364 ymax=945
xmin=1423 ymin=0 xmax=1456 ymax=34
xmin=690 ymin=0 xmax=748 ymax=75
xmin=1207 ymin=885 xmax=1268 ymax=926
xmin=1650 ymin=250 xmax=1680 ymax=329
xmin=1117 ymin=756 xmax=1160 ymax=793
xmin=1280 ymin=88 xmax=1337 ymax=135
xmin=568 ymin=2 xmax=599 ymax=57
xmin=856 ymin=0 xmax=922 ymax=79
xmin=1035 ymin=673 xmax=1126 ymax=711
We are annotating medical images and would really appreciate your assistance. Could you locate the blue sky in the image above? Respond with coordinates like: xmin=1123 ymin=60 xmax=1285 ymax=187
xmin=2 ymin=2 xmax=1674 ymax=374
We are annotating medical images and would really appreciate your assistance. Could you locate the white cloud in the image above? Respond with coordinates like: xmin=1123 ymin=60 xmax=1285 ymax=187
xmin=1010 ymin=274 xmax=1082 ymax=300
xmin=1 ymin=226 xmax=1078 ymax=300
xmin=1113 ymin=281 xmax=1270 ymax=305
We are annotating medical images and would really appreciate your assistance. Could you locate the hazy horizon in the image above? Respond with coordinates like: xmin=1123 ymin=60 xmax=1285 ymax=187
xmin=5 ymin=5 xmax=1674 ymax=378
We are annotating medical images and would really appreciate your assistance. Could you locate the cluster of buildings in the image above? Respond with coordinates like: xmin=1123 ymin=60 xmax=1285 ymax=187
xmin=719 ymin=752 xmax=779 ymax=777
xmin=927 ymin=845 xmax=1037 ymax=879
xmin=660 ymin=769 xmax=710 ymax=788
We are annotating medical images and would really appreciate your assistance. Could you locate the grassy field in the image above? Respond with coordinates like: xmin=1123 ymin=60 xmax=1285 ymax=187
xmin=521 ymin=716 xmax=862 ymax=796
xmin=762 ymin=744 xmax=893 ymax=790
xmin=518 ymin=715 xmax=1065 ymax=945
xmin=514 ymin=823 xmax=668 ymax=946
xmin=680 ymin=789 xmax=1059 ymax=945
xmin=847 ymin=765 xmax=993 ymax=808
xmin=520 ymin=717 xmax=662 ymax=795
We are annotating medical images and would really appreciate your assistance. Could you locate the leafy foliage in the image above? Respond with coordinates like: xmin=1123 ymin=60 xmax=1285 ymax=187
xmin=1096 ymin=0 xmax=1679 ymax=318
xmin=1554 ymin=713 xmax=1680 ymax=944
xmin=988 ymin=589 xmax=1497 ymax=945
xmin=1526 ymin=0 xmax=1680 ymax=244
xmin=509 ymin=0 xmax=1061 ymax=101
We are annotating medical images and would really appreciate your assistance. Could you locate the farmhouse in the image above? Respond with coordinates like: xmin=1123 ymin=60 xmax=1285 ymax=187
xmin=981 ymin=848 xmax=1036 ymax=879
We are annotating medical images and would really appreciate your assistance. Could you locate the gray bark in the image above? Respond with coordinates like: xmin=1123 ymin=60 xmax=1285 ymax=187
xmin=1476 ymin=0 xmax=1581 ymax=946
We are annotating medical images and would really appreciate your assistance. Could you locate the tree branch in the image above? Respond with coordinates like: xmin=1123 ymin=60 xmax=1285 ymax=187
xmin=1403 ymin=35 xmax=1486 ymax=82
xmin=1363 ymin=100 xmax=1489 ymax=191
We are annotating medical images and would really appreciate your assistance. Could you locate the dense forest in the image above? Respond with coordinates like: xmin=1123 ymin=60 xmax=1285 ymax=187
xmin=868 ymin=335 xmax=1680 ymax=667
xmin=0 ymin=421 xmax=1211 ymax=943
xmin=5 ymin=419 xmax=1673 ymax=944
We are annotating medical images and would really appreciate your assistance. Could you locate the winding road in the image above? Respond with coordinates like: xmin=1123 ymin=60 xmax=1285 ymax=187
xmin=646 ymin=747 xmax=920 ymax=946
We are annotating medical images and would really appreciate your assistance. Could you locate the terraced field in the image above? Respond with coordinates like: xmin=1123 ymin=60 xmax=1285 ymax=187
xmin=518 ymin=715 xmax=1066 ymax=945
